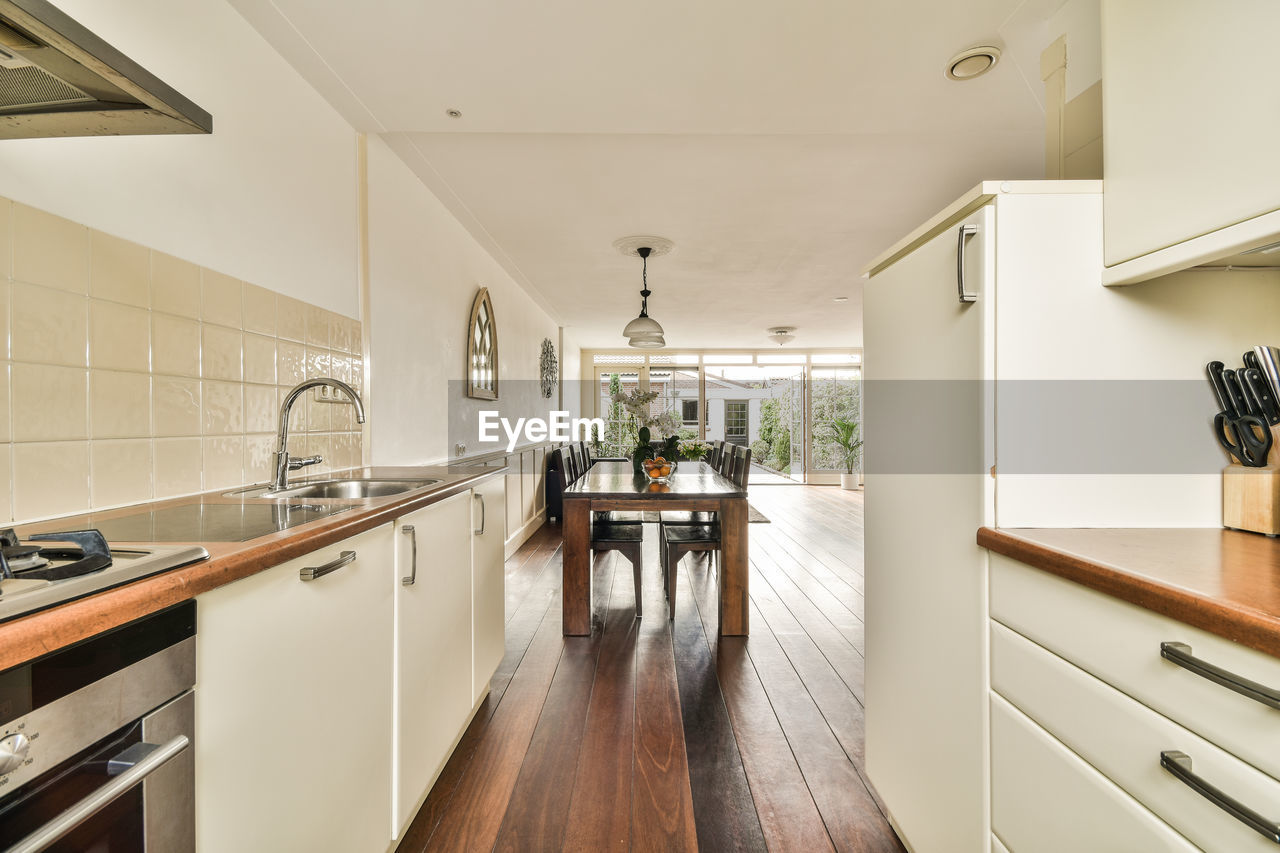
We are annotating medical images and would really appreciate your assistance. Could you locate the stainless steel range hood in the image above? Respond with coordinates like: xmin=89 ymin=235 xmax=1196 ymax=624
xmin=0 ymin=0 xmax=211 ymax=139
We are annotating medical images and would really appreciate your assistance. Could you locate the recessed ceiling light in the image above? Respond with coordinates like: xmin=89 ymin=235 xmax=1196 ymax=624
xmin=833 ymin=296 xmax=849 ymax=303
xmin=445 ymin=108 xmax=462 ymax=118
xmin=946 ymin=46 xmax=1001 ymax=81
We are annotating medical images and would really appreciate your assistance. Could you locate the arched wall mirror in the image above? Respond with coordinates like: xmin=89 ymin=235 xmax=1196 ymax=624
xmin=466 ymin=287 xmax=498 ymax=400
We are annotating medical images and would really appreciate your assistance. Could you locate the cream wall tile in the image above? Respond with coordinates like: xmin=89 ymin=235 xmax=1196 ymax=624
xmin=303 ymin=433 xmax=329 ymax=474
xmin=305 ymin=389 xmax=330 ymax=433
xmin=0 ymin=280 xmax=9 ymax=361
xmin=351 ymin=356 xmax=365 ymax=394
xmin=91 ymin=439 xmax=153 ymax=508
xmin=12 ymin=364 xmax=86 ymax=441
xmin=351 ymin=322 xmax=363 ymax=357
xmin=90 ymin=232 xmax=149 ymax=307
xmin=244 ymin=334 xmax=276 ymax=385
xmin=11 ymin=283 xmax=86 ymax=367
xmin=89 ymin=301 xmax=150 ymax=372
xmin=244 ymin=434 xmax=275 ymax=484
xmin=13 ymin=204 xmax=88 ymax=294
xmin=304 ymin=347 xmax=330 ymax=380
xmin=154 ymin=437 xmax=202 ymax=498
xmin=277 ymin=341 xmax=305 ymax=386
xmin=276 ymin=295 xmax=306 ymax=342
xmin=152 ymin=252 xmax=201 ymax=318
xmin=332 ymin=433 xmax=357 ymax=472
xmin=244 ymin=383 xmax=276 ymax=434
xmin=202 ymin=380 xmax=243 ymax=435
xmin=13 ymin=441 xmax=89 ymax=521
xmin=152 ymin=315 xmax=200 ymax=377
xmin=306 ymin=304 xmax=330 ymax=347
xmin=90 ymin=371 xmax=150 ymax=439
xmin=203 ymin=436 xmax=244 ymax=489
xmin=331 ymin=314 xmax=353 ymax=353
xmin=0 ymin=362 xmax=9 ymax=443
xmin=202 ymin=270 xmax=242 ymax=328
xmin=0 ymin=445 xmax=12 ymax=523
xmin=0 ymin=200 xmax=11 ymax=281
xmin=243 ymin=284 xmax=276 ymax=336
xmin=153 ymin=376 xmax=200 ymax=437
xmin=202 ymin=325 xmax=242 ymax=382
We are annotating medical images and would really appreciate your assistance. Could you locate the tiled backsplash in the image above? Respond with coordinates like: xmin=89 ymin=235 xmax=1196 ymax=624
xmin=0 ymin=199 xmax=364 ymax=523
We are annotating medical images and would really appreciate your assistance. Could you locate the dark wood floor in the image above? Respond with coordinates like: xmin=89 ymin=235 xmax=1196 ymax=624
xmin=397 ymin=485 xmax=905 ymax=852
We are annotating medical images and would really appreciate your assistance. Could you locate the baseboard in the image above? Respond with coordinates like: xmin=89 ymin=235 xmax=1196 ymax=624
xmin=504 ymin=509 xmax=546 ymax=559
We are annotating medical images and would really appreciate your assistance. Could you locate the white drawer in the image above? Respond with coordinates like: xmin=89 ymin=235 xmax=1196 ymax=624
xmin=992 ymin=621 xmax=1280 ymax=852
xmin=990 ymin=552 xmax=1280 ymax=780
xmin=991 ymin=692 xmax=1197 ymax=853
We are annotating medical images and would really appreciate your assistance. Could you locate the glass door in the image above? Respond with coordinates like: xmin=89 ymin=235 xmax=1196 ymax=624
xmin=595 ymin=369 xmax=641 ymax=457
xmin=810 ymin=367 xmax=862 ymax=476
xmin=788 ymin=367 xmax=806 ymax=482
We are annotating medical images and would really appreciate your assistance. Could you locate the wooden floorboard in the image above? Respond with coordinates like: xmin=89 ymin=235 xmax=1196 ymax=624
xmin=399 ymin=484 xmax=903 ymax=853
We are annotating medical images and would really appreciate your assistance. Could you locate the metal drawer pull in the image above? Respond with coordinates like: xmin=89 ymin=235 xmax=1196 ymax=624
xmin=956 ymin=223 xmax=978 ymax=304
xmin=9 ymin=735 xmax=189 ymax=853
xmin=299 ymin=550 xmax=356 ymax=581
xmin=474 ymin=493 xmax=486 ymax=535
xmin=1160 ymin=641 xmax=1280 ymax=710
xmin=1160 ymin=750 xmax=1280 ymax=844
xmin=401 ymin=525 xmax=417 ymax=586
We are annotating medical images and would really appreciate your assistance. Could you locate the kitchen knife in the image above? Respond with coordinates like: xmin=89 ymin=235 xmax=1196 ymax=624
xmin=1222 ymin=368 xmax=1273 ymax=465
xmin=1207 ymin=361 xmax=1238 ymax=417
xmin=1223 ymin=368 xmax=1253 ymax=418
xmin=1243 ymin=368 xmax=1280 ymax=424
xmin=1255 ymin=346 xmax=1280 ymax=399
xmin=1245 ymin=350 xmax=1262 ymax=372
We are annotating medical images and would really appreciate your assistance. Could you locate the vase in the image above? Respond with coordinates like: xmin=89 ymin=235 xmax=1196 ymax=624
xmin=840 ymin=472 xmax=858 ymax=490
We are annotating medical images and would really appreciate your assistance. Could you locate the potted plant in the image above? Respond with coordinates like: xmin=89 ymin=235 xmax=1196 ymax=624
xmin=829 ymin=417 xmax=863 ymax=490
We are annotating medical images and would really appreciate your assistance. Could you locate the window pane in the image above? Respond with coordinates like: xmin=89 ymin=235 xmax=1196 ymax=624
xmin=597 ymin=371 xmax=641 ymax=456
xmin=703 ymin=354 xmax=753 ymax=364
xmin=810 ymin=367 xmax=862 ymax=472
xmin=757 ymin=354 xmax=806 ymax=364
xmin=811 ymin=353 xmax=859 ymax=364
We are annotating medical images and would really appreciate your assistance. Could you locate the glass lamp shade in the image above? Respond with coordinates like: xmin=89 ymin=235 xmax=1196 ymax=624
xmin=622 ymin=314 xmax=664 ymax=338
xmin=628 ymin=332 xmax=666 ymax=349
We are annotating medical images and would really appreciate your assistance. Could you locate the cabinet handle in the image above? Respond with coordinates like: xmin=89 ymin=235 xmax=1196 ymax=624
xmin=474 ymin=493 xmax=486 ymax=535
xmin=956 ymin=223 xmax=978 ymax=304
xmin=1160 ymin=641 xmax=1280 ymax=710
xmin=299 ymin=550 xmax=356 ymax=581
xmin=401 ymin=525 xmax=417 ymax=586
xmin=1160 ymin=750 xmax=1280 ymax=844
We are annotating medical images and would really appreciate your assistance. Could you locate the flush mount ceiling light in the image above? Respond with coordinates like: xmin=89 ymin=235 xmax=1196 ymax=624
xmin=946 ymin=45 xmax=1001 ymax=81
xmin=615 ymin=236 xmax=673 ymax=349
xmin=767 ymin=326 xmax=797 ymax=346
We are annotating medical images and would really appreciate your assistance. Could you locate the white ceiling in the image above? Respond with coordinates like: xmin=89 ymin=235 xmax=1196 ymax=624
xmin=230 ymin=0 xmax=1062 ymax=348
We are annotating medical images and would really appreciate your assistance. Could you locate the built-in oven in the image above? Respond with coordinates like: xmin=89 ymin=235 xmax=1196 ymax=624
xmin=0 ymin=601 xmax=195 ymax=852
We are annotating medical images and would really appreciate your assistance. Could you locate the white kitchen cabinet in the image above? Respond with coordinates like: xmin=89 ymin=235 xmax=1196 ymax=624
xmin=1101 ymin=1 xmax=1280 ymax=283
xmin=471 ymin=476 xmax=506 ymax=703
xmin=195 ymin=524 xmax=394 ymax=853
xmin=392 ymin=491 xmax=474 ymax=837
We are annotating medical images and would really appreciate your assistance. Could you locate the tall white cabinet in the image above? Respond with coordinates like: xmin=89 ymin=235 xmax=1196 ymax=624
xmin=863 ymin=181 xmax=1280 ymax=852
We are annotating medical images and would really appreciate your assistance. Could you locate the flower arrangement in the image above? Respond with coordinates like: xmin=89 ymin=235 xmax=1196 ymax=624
xmin=677 ymin=439 xmax=712 ymax=461
xmin=611 ymin=388 xmax=682 ymax=436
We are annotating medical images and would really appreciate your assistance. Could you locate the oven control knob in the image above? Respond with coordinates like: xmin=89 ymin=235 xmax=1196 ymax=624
xmin=0 ymin=732 xmax=29 ymax=775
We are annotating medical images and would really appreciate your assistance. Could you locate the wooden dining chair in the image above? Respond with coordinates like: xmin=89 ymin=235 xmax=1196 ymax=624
xmin=660 ymin=446 xmax=751 ymax=614
xmin=591 ymin=520 xmax=645 ymax=617
xmin=545 ymin=448 xmax=571 ymax=522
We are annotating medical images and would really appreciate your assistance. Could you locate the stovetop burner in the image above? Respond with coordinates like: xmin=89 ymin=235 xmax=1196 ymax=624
xmin=0 ymin=528 xmax=208 ymax=624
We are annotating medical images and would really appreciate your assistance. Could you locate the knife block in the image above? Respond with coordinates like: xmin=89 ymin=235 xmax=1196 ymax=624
xmin=1223 ymin=425 xmax=1280 ymax=536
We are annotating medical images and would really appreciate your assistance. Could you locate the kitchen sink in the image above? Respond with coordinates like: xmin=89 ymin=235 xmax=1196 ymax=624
xmin=227 ymin=479 xmax=442 ymax=500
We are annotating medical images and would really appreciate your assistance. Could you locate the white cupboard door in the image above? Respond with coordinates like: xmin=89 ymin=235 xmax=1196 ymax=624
xmin=1102 ymin=0 xmax=1280 ymax=268
xmin=472 ymin=477 xmax=506 ymax=703
xmin=195 ymin=525 xmax=394 ymax=853
xmin=863 ymin=205 xmax=994 ymax=853
xmin=393 ymin=492 xmax=474 ymax=837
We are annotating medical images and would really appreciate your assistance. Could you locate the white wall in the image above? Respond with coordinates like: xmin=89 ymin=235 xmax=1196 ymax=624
xmin=0 ymin=0 xmax=359 ymax=317
xmin=365 ymin=135 xmax=563 ymax=465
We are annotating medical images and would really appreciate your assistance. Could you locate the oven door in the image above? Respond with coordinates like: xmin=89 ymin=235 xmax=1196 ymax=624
xmin=0 ymin=691 xmax=193 ymax=853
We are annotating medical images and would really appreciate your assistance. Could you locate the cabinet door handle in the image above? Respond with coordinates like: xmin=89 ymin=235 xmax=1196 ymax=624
xmin=956 ymin=223 xmax=978 ymax=304
xmin=1160 ymin=641 xmax=1280 ymax=710
xmin=474 ymin=493 xmax=486 ymax=535
xmin=1160 ymin=750 xmax=1280 ymax=844
xmin=299 ymin=550 xmax=356 ymax=581
xmin=401 ymin=525 xmax=418 ymax=586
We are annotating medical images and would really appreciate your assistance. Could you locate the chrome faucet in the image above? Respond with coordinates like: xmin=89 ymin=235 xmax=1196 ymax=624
xmin=273 ymin=378 xmax=366 ymax=492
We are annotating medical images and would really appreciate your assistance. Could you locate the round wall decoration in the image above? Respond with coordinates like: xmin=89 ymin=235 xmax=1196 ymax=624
xmin=539 ymin=338 xmax=558 ymax=399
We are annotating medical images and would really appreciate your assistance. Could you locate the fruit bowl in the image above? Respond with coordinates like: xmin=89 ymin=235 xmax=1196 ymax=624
xmin=641 ymin=456 xmax=675 ymax=483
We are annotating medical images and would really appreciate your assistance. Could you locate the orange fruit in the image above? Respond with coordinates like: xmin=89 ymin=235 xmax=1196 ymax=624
xmin=659 ymin=466 xmax=671 ymax=477
xmin=653 ymin=456 xmax=665 ymax=464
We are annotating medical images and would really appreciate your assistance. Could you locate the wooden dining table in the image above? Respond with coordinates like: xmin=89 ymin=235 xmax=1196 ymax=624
xmin=561 ymin=459 xmax=748 ymax=636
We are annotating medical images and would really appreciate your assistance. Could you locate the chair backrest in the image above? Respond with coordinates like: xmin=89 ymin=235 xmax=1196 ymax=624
xmin=708 ymin=440 xmax=721 ymax=468
xmin=732 ymin=445 xmax=752 ymax=489
xmin=717 ymin=444 xmax=734 ymax=477
xmin=564 ymin=445 xmax=581 ymax=483
xmin=576 ymin=441 xmax=590 ymax=471
xmin=581 ymin=441 xmax=593 ymax=467
xmin=549 ymin=448 xmax=571 ymax=490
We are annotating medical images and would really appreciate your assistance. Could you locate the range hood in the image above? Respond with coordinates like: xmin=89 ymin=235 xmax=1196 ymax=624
xmin=0 ymin=0 xmax=211 ymax=139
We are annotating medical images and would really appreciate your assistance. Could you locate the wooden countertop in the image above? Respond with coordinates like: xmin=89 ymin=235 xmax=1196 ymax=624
xmin=977 ymin=527 xmax=1280 ymax=659
xmin=0 ymin=465 xmax=505 ymax=671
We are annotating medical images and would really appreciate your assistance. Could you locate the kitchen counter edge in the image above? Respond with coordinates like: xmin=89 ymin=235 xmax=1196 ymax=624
xmin=0 ymin=466 xmax=507 ymax=672
xmin=977 ymin=526 xmax=1280 ymax=660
